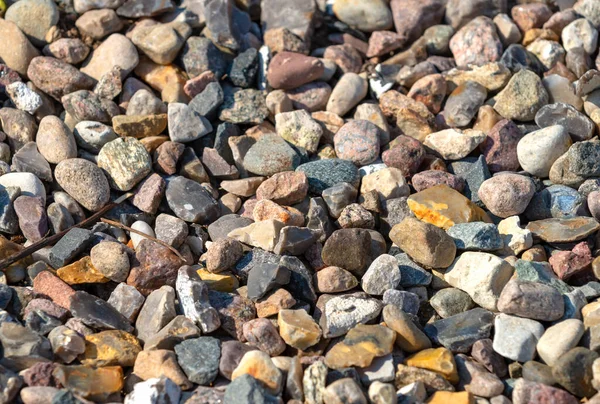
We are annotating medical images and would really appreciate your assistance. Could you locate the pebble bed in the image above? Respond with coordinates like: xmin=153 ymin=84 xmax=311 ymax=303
xmin=1 ymin=0 xmax=600 ymax=403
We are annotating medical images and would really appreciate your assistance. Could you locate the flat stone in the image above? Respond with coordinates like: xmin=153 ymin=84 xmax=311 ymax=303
xmin=424 ymin=308 xmax=494 ymax=353
xmin=167 ymin=102 xmax=212 ymax=143
xmin=325 ymin=324 xmax=395 ymax=369
xmin=135 ymin=286 xmax=177 ymax=344
xmin=447 ymin=222 xmax=503 ymax=251
xmin=322 ymin=294 xmax=383 ymax=338
xmin=243 ymin=134 xmax=301 ymax=176
xmin=69 ymin=291 xmax=133 ymax=333
xmin=407 ymin=185 xmax=484 ymax=230
xmin=166 ymin=176 xmax=220 ymax=224
xmin=526 ymin=217 xmax=600 ymax=243
xmin=107 ymin=283 xmax=144 ymax=323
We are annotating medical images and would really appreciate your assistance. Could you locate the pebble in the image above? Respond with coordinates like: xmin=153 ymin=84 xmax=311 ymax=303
xmin=445 ymin=252 xmax=513 ymax=311
xmin=552 ymin=347 xmax=598 ymax=398
xmin=267 ymin=52 xmax=323 ymax=90
xmin=449 ymin=16 xmax=503 ymax=67
xmin=98 ymin=137 xmax=151 ymax=191
xmin=390 ymin=217 xmax=456 ymax=268
xmin=492 ymin=313 xmax=544 ymax=362
xmin=243 ymin=133 xmax=301 ymax=176
xmin=424 ymin=129 xmax=486 ymax=160
xmin=517 ymin=125 xmax=572 ymax=178
xmin=334 ymin=120 xmax=381 ymax=166
xmin=478 ymin=174 xmax=535 ymax=218
xmin=276 ymin=109 xmax=322 ymax=153
xmin=424 ymin=308 xmax=494 ymax=353
xmin=361 ymin=254 xmax=401 ymax=295
xmin=537 ymin=319 xmax=584 ymax=367
xmin=326 ymin=73 xmax=368 ymax=117
xmin=498 ymin=279 xmax=565 ymax=321
xmin=494 ymin=69 xmax=549 ymax=121
xmin=278 ymin=309 xmax=321 ymax=350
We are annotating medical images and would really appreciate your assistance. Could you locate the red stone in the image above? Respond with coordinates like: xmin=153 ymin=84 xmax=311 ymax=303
xmin=549 ymin=241 xmax=593 ymax=280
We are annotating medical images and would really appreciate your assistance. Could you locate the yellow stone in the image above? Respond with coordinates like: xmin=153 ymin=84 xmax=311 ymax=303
xmin=583 ymin=301 xmax=600 ymax=328
xmin=197 ymin=268 xmax=239 ymax=292
xmin=405 ymin=347 xmax=459 ymax=384
xmin=80 ymin=330 xmax=141 ymax=367
xmin=427 ymin=391 xmax=474 ymax=404
xmin=407 ymin=185 xmax=489 ymax=230
xmin=112 ymin=114 xmax=167 ymax=139
xmin=134 ymin=57 xmax=189 ymax=103
xmin=324 ymin=324 xmax=395 ymax=369
xmin=0 ymin=236 xmax=32 ymax=277
xmin=278 ymin=309 xmax=322 ymax=350
xmin=231 ymin=350 xmax=282 ymax=394
xmin=140 ymin=135 xmax=169 ymax=154
xmin=57 ymin=256 xmax=110 ymax=285
xmin=53 ymin=365 xmax=124 ymax=401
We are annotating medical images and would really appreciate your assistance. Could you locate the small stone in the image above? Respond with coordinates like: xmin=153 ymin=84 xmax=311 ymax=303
xmin=498 ymin=216 xmax=533 ymax=255
xmin=57 ymin=256 xmax=109 ymax=285
xmin=53 ymin=365 xmax=124 ymax=401
xmin=322 ymin=294 xmax=383 ymax=338
xmin=361 ymin=254 xmax=401 ymax=295
xmin=492 ymin=313 xmax=544 ymax=362
xmin=167 ymin=102 xmax=212 ymax=143
xmin=526 ymin=217 xmax=600 ymax=243
xmin=382 ymin=305 xmax=431 ymax=353
xmin=243 ymin=133 xmax=301 ymax=176
xmin=405 ymin=347 xmax=458 ymax=384
xmin=175 ymin=266 xmax=220 ymax=334
xmin=232 ymin=351 xmax=282 ymax=394
xmin=394 ymin=364 xmax=454 ymax=394
xmin=275 ymin=109 xmax=322 ymax=153
xmin=321 ymin=228 xmax=372 ymax=276
xmin=14 ymin=196 xmax=47 ymax=242
xmin=70 ymin=290 xmax=133 ymax=332
xmin=267 ymin=52 xmax=323 ymax=90
xmin=325 ymin=324 xmax=395 ymax=369
xmin=497 ymin=279 xmax=564 ymax=321
xmin=549 ymin=241 xmax=593 ymax=280
xmin=478 ymin=174 xmax=535 ymax=218
xmin=246 ymin=262 xmax=290 ymax=301
xmin=107 ymin=283 xmax=144 ymax=323
xmin=334 ymin=120 xmax=381 ymax=166
xmin=256 ymin=289 xmax=296 ymax=318
xmin=445 ymin=252 xmax=513 ymax=311
xmin=537 ymin=319 xmax=584 ymax=367
xmin=424 ymin=308 xmax=494 ymax=353
xmin=517 ymin=125 xmax=572 ymax=178
xmin=552 ymin=347 xmax=598 ymax=398
xmin=326 ymin=73 xmax=368 ymax=117
xmin=390 ymin=217 xmax=456 ymax=269
xmin=135 ymin=286 xmax=177 ymax=344
xmin=278 ymin=309 xmax=321 ymax=350
xmin=125 ymin=376 xmax=181 ymax=404
xmin=447 ymin=222 xmax=503 ymax=251
xmin=494 ymin=69 xmax=549 ymax=121
xmin=205 ymin=238 xmax=244 ymax=273
xmin=361 ymin=167 xmax=410 ymax=201
xmin=449 ymin=16 xmax=502 ymax=67
xmin=166 ymin=176 xmax=220 ymax=224
xmin=174 ymin=337 xmax=220 ymax=386
xmin=80 ymin=330 xmax=140 ymax=367
xmin=323 ymin=378 xmax=367 ymax=404
xmin=54 ymin=158 xmax=110 ymax=212
xmin=430 ymin=288 xmax=474 ymax=319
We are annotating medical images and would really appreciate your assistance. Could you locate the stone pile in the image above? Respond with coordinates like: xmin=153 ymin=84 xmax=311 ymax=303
xmin=1 ymin=0 xmax=600 ymax=403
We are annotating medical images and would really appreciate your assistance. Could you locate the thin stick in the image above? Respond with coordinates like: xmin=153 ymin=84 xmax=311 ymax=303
xmin=99 ymin=218 xmax=186 ymax=261
xmin=0 ymin=193 xmax=134 ymax=270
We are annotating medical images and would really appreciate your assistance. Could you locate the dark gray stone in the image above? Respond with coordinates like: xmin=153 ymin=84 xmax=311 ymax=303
xmin=281 ymin=255 xmax=317 ymax=305
xmin=69 ymin=291 xmax=134 ymax=333
xmin=165 ymin=176 xmax=220 ymax=224
xmin=500 ymin=44 xmax=545 ymax=75
xmin=424 ymin=308 xmax=494 ymax=353
xmin=396 ymin=253 xmax=432 ymax=287
xmin=214 ymin=123 xmax=240 ymax=165
xmin=189 ymin=82 xmax=224 ymax=121
xmin=181 ymin=36 xmax=228 ymax=78
xmin=175 ymin=337 xmax=221 ymax=385
xmin=0 ymin=186 xmax=19 ymax=235
xmin=11 ymin=142 xmax=52 ymax=182
xmin=25 ymin=310 xmax=61 ymax=335
xmin=218 ymin=87 xmax=269 ymax=125
xmin=229 ymin=48 xmax=258 ymax=88
xmin=207 ymin=214 xmax=253 ymax=242
xmin=448 ymin=155 xmax=491 ymax=207
xmin=296 ymin=159 xmax=360 ymax=195
xmin=247 ymin=263 xmax=291 ymax=301
xmin=48 ymin=227 xmax=94 ymax=269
